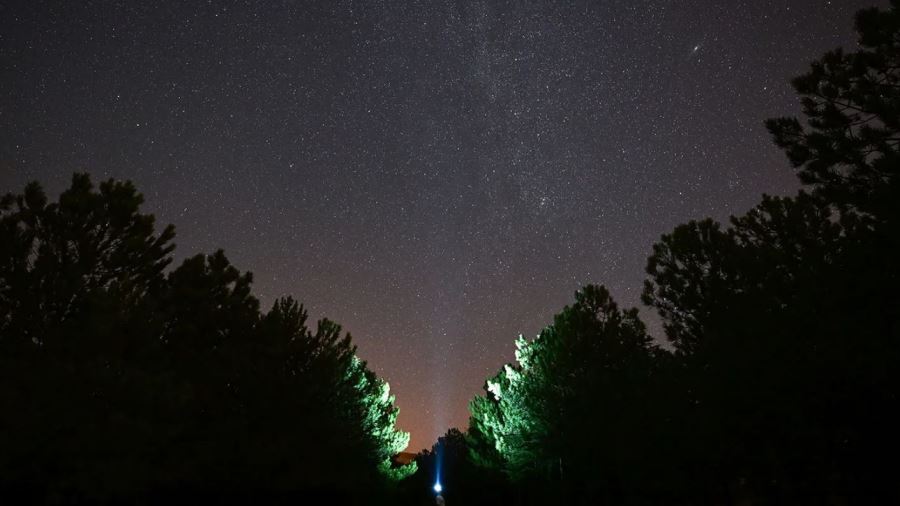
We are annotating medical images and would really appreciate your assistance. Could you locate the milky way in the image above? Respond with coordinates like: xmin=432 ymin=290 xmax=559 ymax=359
xmin=1 ymin=0 xmax=885 ymax=451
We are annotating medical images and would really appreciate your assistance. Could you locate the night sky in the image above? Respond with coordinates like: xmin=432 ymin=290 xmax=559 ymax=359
xmin=1 ymin=0 xmax=885 ymax=452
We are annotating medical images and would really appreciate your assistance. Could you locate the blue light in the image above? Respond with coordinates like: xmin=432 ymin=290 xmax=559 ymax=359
xmin=433 ymin=482 xmax=443 ymax=493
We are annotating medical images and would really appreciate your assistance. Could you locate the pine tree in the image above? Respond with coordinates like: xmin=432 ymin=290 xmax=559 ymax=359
xmin=0 ymin=174 xmax=414 ymax=501
xmin=467 ymin=285 xmax=659 ymax=498
xmin=765 ymin=1 xmax=900 ymax=223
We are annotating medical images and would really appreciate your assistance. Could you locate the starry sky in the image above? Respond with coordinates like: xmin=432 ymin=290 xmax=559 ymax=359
xmin=1 ymin=0 xmax=886 ymax=452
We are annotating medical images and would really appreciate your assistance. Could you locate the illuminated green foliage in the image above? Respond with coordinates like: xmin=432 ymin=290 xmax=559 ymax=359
xmin=468 ymin=285 xmax=658 ymax=485
xmin=347 ymin=355 xmax=416 ymax=481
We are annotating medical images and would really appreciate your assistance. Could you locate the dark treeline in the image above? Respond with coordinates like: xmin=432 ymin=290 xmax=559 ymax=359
xmin=451 ymin=3 xmax=899 ymax=505
xmin=0 ymin=174 xmax=415 ymax=503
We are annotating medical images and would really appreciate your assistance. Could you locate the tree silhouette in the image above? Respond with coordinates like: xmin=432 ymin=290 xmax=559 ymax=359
xmin=640 ymin=2 xmax=900 ymax=500
xmin=766 ymin=1 xmax=900 ymax=223
xmin=0 ymin=174 xmax=174 ymax=350
xmin=0 ymin=173 xmax=413 ymax=503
